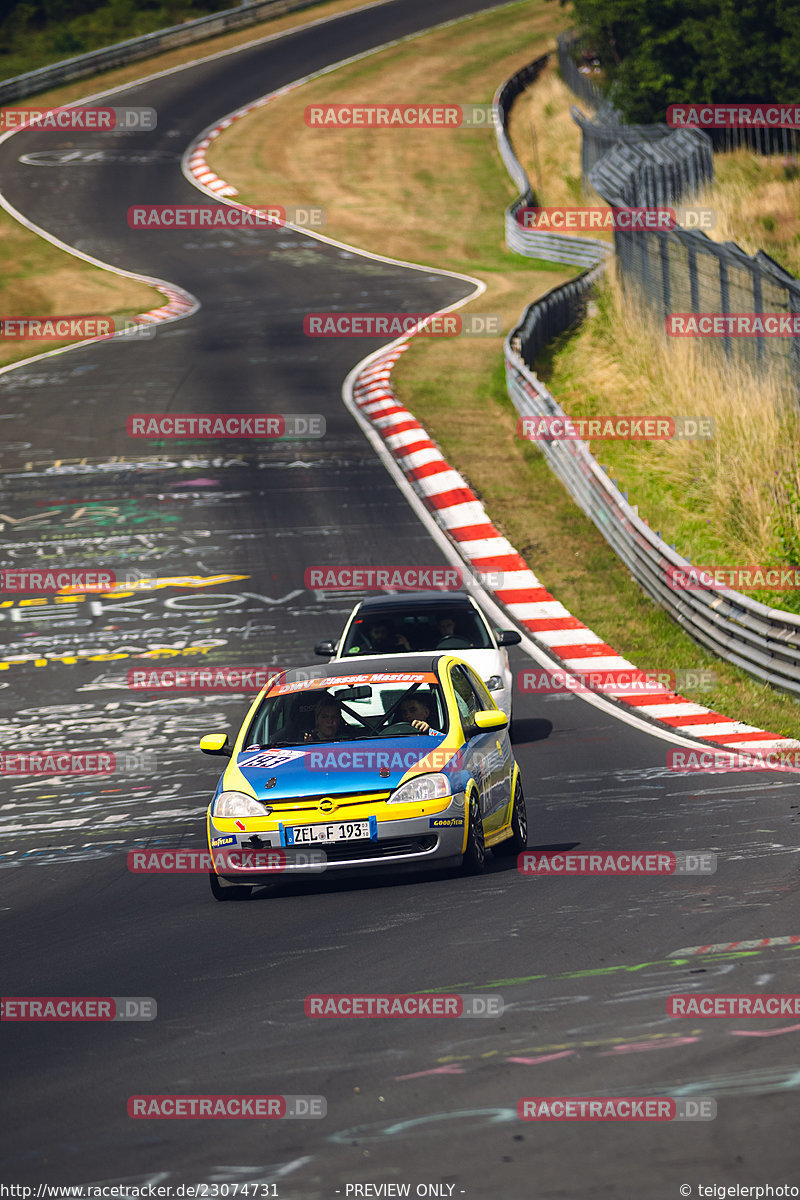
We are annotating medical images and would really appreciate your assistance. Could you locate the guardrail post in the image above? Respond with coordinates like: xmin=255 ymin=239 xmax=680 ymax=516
xmin=659 ymin=234 xmax=671 ymax=321
xmin=751 ymin=265 xmax=765 ymax=368
xmin=718 ymin=256 xmax=732 ymax=362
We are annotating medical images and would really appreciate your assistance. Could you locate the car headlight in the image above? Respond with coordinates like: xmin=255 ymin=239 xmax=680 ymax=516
xmin=388 ymin=773 xmax=451 ymax=805
xmin=213 ymin=791 xmax=269 ymax=818
xmin=485 ymin=675 xmax=504 ymax=692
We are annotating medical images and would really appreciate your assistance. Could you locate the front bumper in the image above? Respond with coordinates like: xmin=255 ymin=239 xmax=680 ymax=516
xmin=208 ymin=794 xmax=467 ymax=880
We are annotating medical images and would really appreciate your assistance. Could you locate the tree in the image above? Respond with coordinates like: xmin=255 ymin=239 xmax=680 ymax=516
xmin=567 ymin=0 xmax=800 ymax=123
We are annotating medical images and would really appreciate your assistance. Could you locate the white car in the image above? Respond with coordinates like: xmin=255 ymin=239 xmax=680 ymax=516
xmin=314 ymin=591 xmax=520 ymax=719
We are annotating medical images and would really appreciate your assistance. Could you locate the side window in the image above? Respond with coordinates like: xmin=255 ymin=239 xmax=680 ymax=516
xmin=465 ymin=667 xmax=493 ymax=711
xmin=450 ymin=665 xmax=481 ymax=725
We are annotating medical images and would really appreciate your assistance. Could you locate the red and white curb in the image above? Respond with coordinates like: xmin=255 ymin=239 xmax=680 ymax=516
xmin=351 ymin=344 xmax=800 ymax=756
xmin=670 ymin=936 xmax=800 ymax=957
xmin=133 ymin=282 xmax=197 ymax=326
xmin=187 ymin=137 xmax=239 ymax=197
xmin=184 ymin=81 xmax=306 ymax=201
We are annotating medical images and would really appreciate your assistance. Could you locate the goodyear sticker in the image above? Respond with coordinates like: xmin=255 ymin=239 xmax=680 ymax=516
xmin=430 ymin=817 xmax=462 ymax=828
xmin=211 ymin=834 xmax=237 ymax=847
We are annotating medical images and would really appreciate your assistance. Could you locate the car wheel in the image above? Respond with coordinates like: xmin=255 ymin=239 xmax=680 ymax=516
xmin=493 ymin=777 xmax=528 ymax=856
xmin=461 ymin=793 xmax=486 ymax=874
xmin=209 ymin=872 xmax=253 ymax=902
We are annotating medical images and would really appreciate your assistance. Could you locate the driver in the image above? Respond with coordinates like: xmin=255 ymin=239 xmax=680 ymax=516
xmin=399 ymin=694 xmax=439 ymax=735
xmin=304 ymin=694 xmax=347 ymax=742
xmin=436 ymin=615 xmax=457 ymax=639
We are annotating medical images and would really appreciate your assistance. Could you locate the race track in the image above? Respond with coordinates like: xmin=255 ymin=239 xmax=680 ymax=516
xmin=1 ymin=1 xmax=799 ymax=1194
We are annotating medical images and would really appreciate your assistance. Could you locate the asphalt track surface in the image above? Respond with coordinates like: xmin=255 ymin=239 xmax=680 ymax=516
xmin=1 ymin=1 xmax=800 ymax=1195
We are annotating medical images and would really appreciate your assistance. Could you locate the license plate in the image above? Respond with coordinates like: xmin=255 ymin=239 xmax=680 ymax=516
xmin=282 ymin=816 xmax=377 ymax=846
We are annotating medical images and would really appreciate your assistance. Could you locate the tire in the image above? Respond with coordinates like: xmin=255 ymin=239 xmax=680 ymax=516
xmin=461 ymin=793 xmax=486 ymax=874
xmin=209 ymin=872 xmax=252 ymax=902
xmin=492 ymin=777 xmax=528 ymax=857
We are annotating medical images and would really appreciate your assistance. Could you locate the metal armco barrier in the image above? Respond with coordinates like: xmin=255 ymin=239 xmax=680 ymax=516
xmin=504 ymin=344 xmax=800 ymax=697
xmin=499 ymin=42 xmax=800 ymax=697
xmin=0 ymin=0 xmax=320 ymax=103
xmin=493 ymin=55 xmax=612 ymax=269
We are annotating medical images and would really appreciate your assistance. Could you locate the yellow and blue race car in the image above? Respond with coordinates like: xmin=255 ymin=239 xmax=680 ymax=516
xmin=201 ymin=653 xmax=526 ymax=900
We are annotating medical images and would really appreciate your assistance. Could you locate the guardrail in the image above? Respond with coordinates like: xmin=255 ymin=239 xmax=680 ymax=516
xmin=0 ymin=0 xmax=320 ymax=103
xmin=493 ymin=55 xmax=612 ymax=269
xmin=504 ymin=342 xmax=800 ymax=697
xmin=561 ymin=38 xmax=800 ymax=389
xmin=498 ymin=44 xmax=800 ymax=697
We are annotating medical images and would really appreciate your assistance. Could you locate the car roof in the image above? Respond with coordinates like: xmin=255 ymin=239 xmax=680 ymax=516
xmin=352 ymin=592 xmax=477 ymax=613
xmin=278 ymin=653 xmax=450 ymax=680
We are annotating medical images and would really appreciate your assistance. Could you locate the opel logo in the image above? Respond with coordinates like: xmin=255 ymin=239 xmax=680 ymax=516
xmin=319 ymin=798 xmax=336 ymax=813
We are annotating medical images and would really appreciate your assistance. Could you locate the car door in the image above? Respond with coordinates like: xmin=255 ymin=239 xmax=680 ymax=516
xmin=450 ymin=663 xmax=502 ymax=833
xmin=461 ymin=664 xmax=514 ymax=835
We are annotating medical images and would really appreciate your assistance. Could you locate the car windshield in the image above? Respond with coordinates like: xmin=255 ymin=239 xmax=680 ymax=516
xmin=242 ymin=671 xmax=448 ymax=749
xmin=341 ymin=605 xmax=493 ymax=655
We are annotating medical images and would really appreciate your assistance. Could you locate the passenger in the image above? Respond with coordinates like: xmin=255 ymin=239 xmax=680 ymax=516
xmin=366 ymin=619 xmax=412 ymax=653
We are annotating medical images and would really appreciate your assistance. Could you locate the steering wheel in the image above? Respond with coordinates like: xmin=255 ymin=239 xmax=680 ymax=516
xmin=387 ymin=721 xmax=419 ymax=735
xmin=435 ymin=635 xmax=471 ymax=650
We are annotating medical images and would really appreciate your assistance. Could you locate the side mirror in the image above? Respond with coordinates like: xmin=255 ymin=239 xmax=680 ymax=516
xmin=314 ymin=640 xmax=335 ymax=656
xmin=471 ymin=710 xmax=508 ymax=733
xmin=497 ymin=629 xmax=521 ymax=647
xmin=200 ymin=733 xmax=231 ymax=757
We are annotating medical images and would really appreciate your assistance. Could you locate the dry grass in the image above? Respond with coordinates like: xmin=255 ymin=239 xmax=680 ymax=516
xmin=507 ymin=60 xmax=614 ymax=241
xmin=542 ymin=262 xmax=800 ymax=570
xmin=696 ymin=152 xmax=800 ymax=278
xmin=210 ymin=0 xmax=572 ymax=271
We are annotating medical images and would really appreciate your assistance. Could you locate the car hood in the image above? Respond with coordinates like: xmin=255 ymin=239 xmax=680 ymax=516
xmin=234 ymin=735 xmax=456 ymax=800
